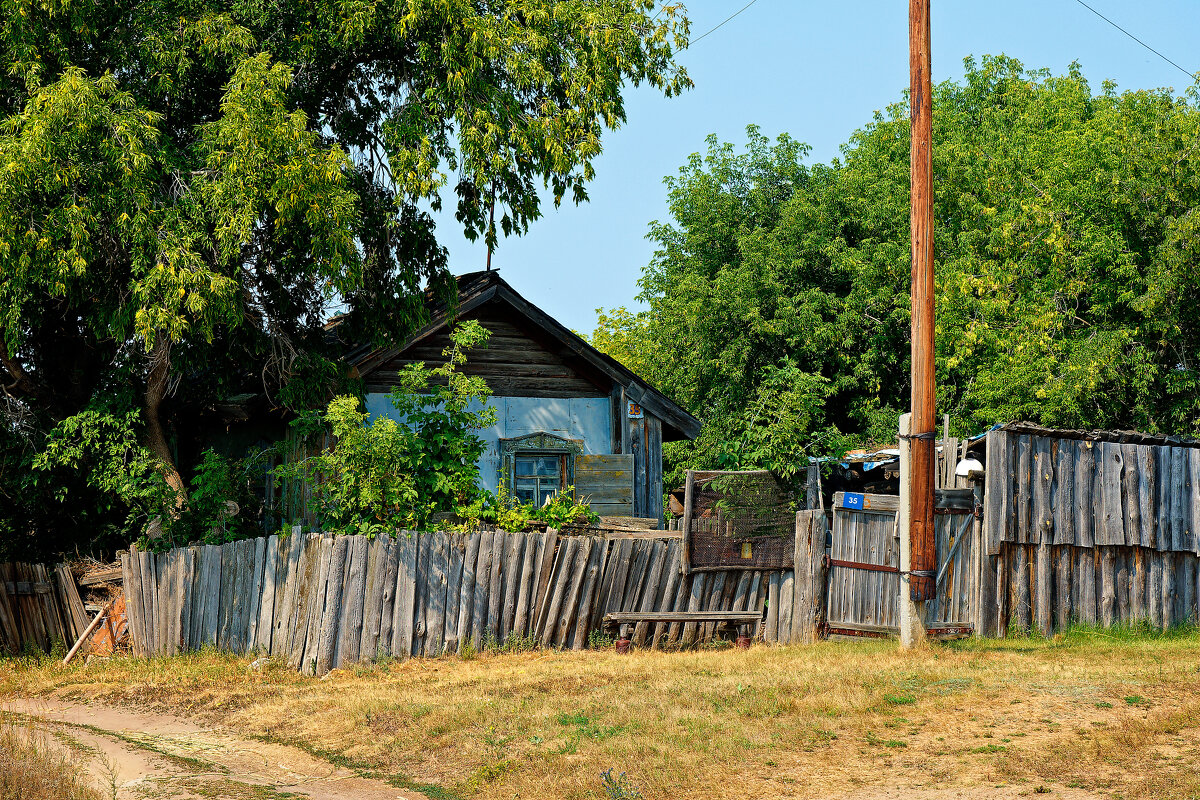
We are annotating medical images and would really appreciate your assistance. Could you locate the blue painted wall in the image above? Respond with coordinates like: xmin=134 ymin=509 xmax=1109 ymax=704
xmin=364 ymin=394 xmax=613 ymax=494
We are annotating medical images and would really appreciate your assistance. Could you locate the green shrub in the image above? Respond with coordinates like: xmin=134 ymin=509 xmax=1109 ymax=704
xmin=31 ymin=407 xmax=270 ymax=550
xmin=33 ymin=409 xmax=176 ymax=535
xmin=454 ymin=486 xmax=600 ymax=533
xmin=273 ymin=321 xmax=495 ymax=534
xmin=178 ymin=449 xmax=267 ymax=546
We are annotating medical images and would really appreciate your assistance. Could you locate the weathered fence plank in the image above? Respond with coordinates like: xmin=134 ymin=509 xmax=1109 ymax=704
xmin=498 ymin=533 xmax=522 ymax=642
xmin=454 ymin=533 xmax=480 ymax=651
xmin=426 ymin=534 xmax=450 ymax=657
xmin=556 ymin=537 xmax=594 ymax=647
xmin=393 ymin=533 xmax=418 ymax=657
xmin=512 ymin=533 xmax=539 ymax=640
xmin=1034 ymin=542 xmax=1051 ymax=635
xmin=472 ymin=532 xmax=495 ymax=646
xmin=119 ymin=552 xmax=140 ymax=657
xmin=1032 ymin=437 xmax=1053 ymax=543
xmin=486 ymin=531 xmax=505 ymax=641
xmin=442 ymin=535 xmax=464 ymax=652
xmin=572 ymin=540 xmax=607 ymax=649
xmin=1189 ymin=450 xmax=1200 ymax=553
xmin=315 ymin=535 xmax=350 ymax=674
xmin=300 ymin=536 xmax=333 ymax=672
xmin=632 ymin=541 xmax=668 ymax=647
xmin=1171 ymin=448 xmax=1186 ymax=552
xmin=650 ymin=541 xmax=683 ymax=647
xmin=245 ymin=537 xmax=267 ymax=651
xmin=539 ymin=537 xmax=578 ymax=647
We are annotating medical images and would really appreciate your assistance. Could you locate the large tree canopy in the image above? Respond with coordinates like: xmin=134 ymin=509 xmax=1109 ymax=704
xmin=0 ymin=0 xmax=690 ymax=556
xmin=592 ymin=56 xmax=1200 ymax=485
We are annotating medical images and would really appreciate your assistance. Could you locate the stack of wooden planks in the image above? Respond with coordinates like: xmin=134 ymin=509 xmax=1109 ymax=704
xmin=121 ymin=523 xmax=822 ymax=674
xmin=982 ymin=429 xmax=1200 ymax=636
xmin=0 ymin=562 xmax=89 ymax=654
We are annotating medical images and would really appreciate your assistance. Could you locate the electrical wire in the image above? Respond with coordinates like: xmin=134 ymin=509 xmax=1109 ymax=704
xmin=1071 ymin=0 xmax=1195 ymax=82
xmin=687 ymin=0 xmax=761 ymax=48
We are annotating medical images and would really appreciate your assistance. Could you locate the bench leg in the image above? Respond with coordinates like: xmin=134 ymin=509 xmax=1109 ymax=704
xmin=736 ymin=624 xmax=751 ymax=650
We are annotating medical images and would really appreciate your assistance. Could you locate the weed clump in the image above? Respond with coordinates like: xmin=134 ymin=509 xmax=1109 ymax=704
xmin=0 ymin=717 xmax=105 ymax=800
xmin=600 ymin=768 xmax=643 ymax=800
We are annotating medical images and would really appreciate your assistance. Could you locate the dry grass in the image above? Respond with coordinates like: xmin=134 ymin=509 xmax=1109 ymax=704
xmin=0 ymin=715 xmax=108 ymax=800
xmin=3 ymin=627 xmax=1200 ymax=800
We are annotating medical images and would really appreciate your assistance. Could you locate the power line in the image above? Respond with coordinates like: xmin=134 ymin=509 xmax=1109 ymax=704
xmin=1071 ymin=0 xmax=1195 ymax=82
xmin=687 ymin=0 xmax=760 ymax=48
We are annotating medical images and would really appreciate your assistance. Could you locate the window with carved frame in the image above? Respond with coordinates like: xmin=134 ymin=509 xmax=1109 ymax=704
xmin=499 ymin=432 xmax=583 ymax=506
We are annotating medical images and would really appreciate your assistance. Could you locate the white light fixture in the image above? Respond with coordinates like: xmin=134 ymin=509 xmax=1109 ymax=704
xmin=954 ymin=456 xmax=984 ymax=478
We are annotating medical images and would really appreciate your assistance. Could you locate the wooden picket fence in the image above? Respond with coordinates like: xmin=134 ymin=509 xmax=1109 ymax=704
xmin=120 ymin=519 xmax=826 ymax=674
xmin=0 ymin=562 xmax=90 ymax=655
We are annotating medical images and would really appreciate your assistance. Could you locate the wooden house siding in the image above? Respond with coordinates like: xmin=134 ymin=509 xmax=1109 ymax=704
xmin=611 ymin=385 xmax=664 ymax=520
xmin=362 ymin=309 xmax=607 ymax=398
xmin=576 ymin=454 xmax=635 ymax=516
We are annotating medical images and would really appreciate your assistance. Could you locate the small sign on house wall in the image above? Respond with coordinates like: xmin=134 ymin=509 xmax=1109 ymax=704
xmin=627 ymin=401 xmax=643 ymax=419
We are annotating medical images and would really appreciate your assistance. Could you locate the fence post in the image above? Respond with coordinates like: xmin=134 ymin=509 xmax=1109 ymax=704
xmin=806 ymin=464 xmax=823 ymax=511
xmin=680 ymin=470 xmax=694 ymax=575
xmin=792 ymin=510 xmax=827 ymax=643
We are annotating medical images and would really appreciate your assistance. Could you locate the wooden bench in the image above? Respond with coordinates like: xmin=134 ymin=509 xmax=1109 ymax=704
xmin=602 ymin=611 xmax=763 ymax=652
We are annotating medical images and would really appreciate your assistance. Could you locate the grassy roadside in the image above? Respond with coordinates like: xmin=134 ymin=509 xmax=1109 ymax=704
xmin=0 ymin=715 xmax=109 ymax=800
xmin=2 ymin=627 xmax=1200 ymax=800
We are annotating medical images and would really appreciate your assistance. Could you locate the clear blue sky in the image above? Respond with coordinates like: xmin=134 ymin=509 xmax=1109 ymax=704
xmin=432 ymin=0 xmax=1200 ymax=334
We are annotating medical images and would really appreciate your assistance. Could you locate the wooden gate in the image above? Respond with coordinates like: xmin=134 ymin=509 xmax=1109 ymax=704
xmin=824 ymin=491 xmax=977 ymax=638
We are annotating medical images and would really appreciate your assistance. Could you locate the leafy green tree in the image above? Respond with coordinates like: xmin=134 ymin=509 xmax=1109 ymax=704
xmin=594 ymin=56 xmax=1200 ymax=485
xmin=0 ymin=0 xmax=690 ymax=550
xmin=31 ymin=409 xmax=175 ymax=536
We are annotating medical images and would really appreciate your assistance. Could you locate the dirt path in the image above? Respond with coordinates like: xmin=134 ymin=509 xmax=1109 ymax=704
xmin=3 ymin=698 xmax=422 ymax=800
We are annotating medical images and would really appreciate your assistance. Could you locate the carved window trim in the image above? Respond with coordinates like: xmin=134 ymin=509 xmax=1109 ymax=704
xmin=499 ymin=432 xmax=584 ymax=502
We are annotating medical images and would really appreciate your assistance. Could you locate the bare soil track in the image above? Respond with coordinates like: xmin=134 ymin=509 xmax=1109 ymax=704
xmin=3 ymin=699 xmax=418 ymax=800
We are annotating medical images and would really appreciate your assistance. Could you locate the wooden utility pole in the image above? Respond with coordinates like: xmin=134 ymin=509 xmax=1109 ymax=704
xmin=907 ymin=0 xmax=937 ymax=610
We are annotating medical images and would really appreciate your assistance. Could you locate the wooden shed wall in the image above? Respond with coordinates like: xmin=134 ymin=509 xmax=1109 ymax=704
xmin=979 ymin=428 xmax=1200 ymax=637
xmin=984 ymin=430 xmax=1200 ymax=554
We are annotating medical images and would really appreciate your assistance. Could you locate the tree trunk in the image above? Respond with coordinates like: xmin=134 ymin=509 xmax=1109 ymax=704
xmin=145 ymin=338 xmax=186 ymax=513
xmin=0 ymin=335 xmax=38 ymax=399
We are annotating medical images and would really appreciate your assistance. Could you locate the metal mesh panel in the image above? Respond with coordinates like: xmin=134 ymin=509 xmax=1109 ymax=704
xmin=687 ymin=470 xmax=797 ymax=570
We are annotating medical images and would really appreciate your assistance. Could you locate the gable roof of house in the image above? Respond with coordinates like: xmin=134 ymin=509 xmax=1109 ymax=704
xmin=336 ymin=270 xmax=701 ymax=441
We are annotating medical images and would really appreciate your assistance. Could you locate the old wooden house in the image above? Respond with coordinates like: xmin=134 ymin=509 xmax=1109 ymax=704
xmin=339 ymin=271 xmax=700 ymax=523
